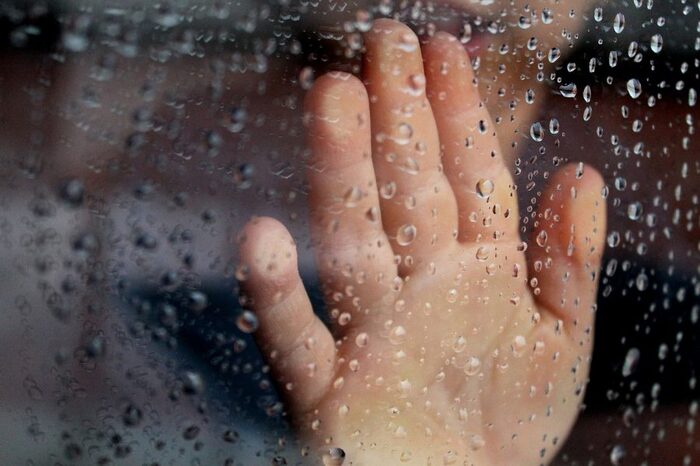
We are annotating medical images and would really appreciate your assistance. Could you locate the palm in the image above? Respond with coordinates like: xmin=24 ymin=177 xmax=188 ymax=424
xmin=239 ymin=20 xmax=606 ymax=466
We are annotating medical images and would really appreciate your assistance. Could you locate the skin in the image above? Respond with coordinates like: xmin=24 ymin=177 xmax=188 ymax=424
xmin=367 ymin=0 xmax=591 ymax=160
xmin=237 ymin=19 xmax=606 ymax=466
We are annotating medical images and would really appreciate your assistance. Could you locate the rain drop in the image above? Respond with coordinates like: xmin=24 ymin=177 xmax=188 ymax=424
xmin=622 ymin=347 xmax=640 ymax=377
xmin=549 ymin=118 xmax=560 ymax=134
xmin=389 ymin=325 xmax=407 ymax=345
xmin=530 ymin=122 xmax=544 ymax=142
xmin=323 ymin=447 xmax=345 ymax=466
xmin=626 ymin=79 xmax=642 ymax=99
xmin=343 ymin=186 xmax=362 ymax=208
xmin=396 ymin=224 xmax=417 ymax=246
xmin=627 ymin=201 xmax=643 ymax=220
xmin=236 ymin=310 xmax=259 ymax=333
xmin=613 ymin=13 xmax=625 ymax=33
xmin=299 ymin=67 xmax=315 ymax=90
xmin=476 ymin=179 xmax=495 ymax=198
xmin=559 ymin=83 xmax=578 ymax=98
xmin=464 ymin=356 xmax=481 ymax=376
xmin=594 ymin=7 xmax=603 ymax=22
xmin=610 ymin=444 xmax=625 ymax=465
xmin=547 ymin=48 xmax=561 ymax=63
xmin=355 ymin=332 xmax=369 ymax=347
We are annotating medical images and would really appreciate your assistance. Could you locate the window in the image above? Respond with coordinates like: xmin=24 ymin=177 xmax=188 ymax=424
xmin=0 ymin=1 xmax=697 ymax=464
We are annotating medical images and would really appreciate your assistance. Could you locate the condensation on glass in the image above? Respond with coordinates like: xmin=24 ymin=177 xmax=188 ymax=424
xmin=0 ymin=1 xmax=697 ymax=465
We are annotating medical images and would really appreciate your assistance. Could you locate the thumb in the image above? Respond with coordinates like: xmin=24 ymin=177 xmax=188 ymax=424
xmin=528 ymin=163 xmax=607 ymax=343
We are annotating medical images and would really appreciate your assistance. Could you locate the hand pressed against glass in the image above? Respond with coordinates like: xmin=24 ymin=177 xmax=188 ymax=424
xmin=238 ymin=20 xmax=606 ymax=465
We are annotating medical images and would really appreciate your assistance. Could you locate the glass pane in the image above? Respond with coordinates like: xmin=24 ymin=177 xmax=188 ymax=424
xmin=0 ymin=1 xmax=697 ymax=464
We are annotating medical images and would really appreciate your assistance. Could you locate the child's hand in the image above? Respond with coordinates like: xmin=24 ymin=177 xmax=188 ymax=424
xmin=238 ymin=19 xmax=606 ymax=465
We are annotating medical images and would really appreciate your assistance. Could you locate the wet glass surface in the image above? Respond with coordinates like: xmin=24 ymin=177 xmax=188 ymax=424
xmin=0 ymin=1 xmax=698 ymax=464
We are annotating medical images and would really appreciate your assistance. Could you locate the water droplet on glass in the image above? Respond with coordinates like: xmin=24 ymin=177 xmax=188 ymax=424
xmin=464 ymin=356 xmax=481 ymax=376
xmin=397 ymin=31 xmax=419 ymax=52
xmin=366 ymin=206 xmax=380 ymax=223
xmin=182 ymin=371 xmax=205 ymax=395
xmin=559 ymin=83 xmax=578 ymax=98
xmin=547 ymin=48 xmax=561 ymax=63
xmin=460 ymin=23 xmax=473 ymax=44
xmin=453 ymin=336 xmax=467 ymax=353
xmin=622 ymin=347 xmax=640 ymax=377
xmin=355 ymin=9 xmax=372 ymax=32
xmin=323 ymin=447 xmax=345 ymax=466
xmin=607 ymin=231 xmax=621 ymax=248
xmin=470 ymin=434 xmax=486 ymax=451
xmin=541 ymin=8 xmax=554 ymax=24
xmin=627 ymin=201 xmax=643 ymax=220
xmin=549 ymin=118 xmax=560 ymax=134
xmin=525 ymin=88 xmax=535 ymax=104
xmin=475 ymin=246 xmax=490 ymax=262
xmin=610 ymin=444 xmax=626 ymax=465
xmin=338 ymin=312 xmax=352 ymax=326
xmin=343 ymin=186 xmax=362 ymax=208
xmin=400 ymin=157 xmax=420 ymax=175
xmin=299 ymin=67 xmax=315 ymax=90
xmin=408 ymin=74 xmax=426 ymax=95
xmin=445 ymin=288 xmax=458 ymax=304
xmin=380 ymin=181 xmax=397 ymax=200
xmin=122 ymin=404 xmax=143 ymax=427
xmin=627 ymin=79 xmax=642 ymax=99
xmin=518 ymin=16 xmax=532 ymax=29
xmin=476 ymin=179 xmax=495 ymax=198
xmin=512 ymin=335 xmax=527 ymax=357
xmin=355 ymin=332 xmax=369 ymax=347
xmin=594 ymin=7 xmax=603 ymax=22
xmin=389 ymin=325 xmax=407 ymax=345
xmin=396 ymin=224 xmax=417 ymax=246
xmin=530 ymin=122 xmax=544 ymax=141
xmin=188 ymin=291 xmax=208 ymax=312
xmin=60 ymin=179 xmax=85 ymax=206
xmin=527 ymin=37 xmax=538 ymax=50
xmin=650 ymin=33 xmax=663 ymax=53
xmin=613 ymin=13 xmax=625 ymax=33
xmin=395 ymin=123 xmax=413 ymax=145
xmin=236 ymin=310 xmax=259 ymax=333
xmin=635 ymin=272 xmax=649 ymax=291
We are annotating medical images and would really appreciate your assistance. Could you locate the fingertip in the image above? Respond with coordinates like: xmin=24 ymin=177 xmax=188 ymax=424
xmin=304 ymin=72 xmax=366 ymax=115
xmin=422 ymin=29 xmax=476 ymax=109
xmin=555 ymin=162 xmax=604 ymax=190
xmin=303 ymin=72 xmax=369 ymax=137
xmin=369 ymin=18 xmax=414 ymax=37
xmin=544 ymin=163 xmax=605 ymax=206
xmin=530 ymin=164 xmax=607 ymax=325
xmin=238 ymin=216 xmax=299 ymax=291
xmin=574 ymin=164 xmax=607 ymax=261
xmin=303 ymin=72 xmax=371 ymax=171
xmin=423 ymin=30 xmax=463 ymax=59
xmin=548 ymin=163 xmax=607 ymax=263
xmin=365 ymin=18 xmax=419 ymax=57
